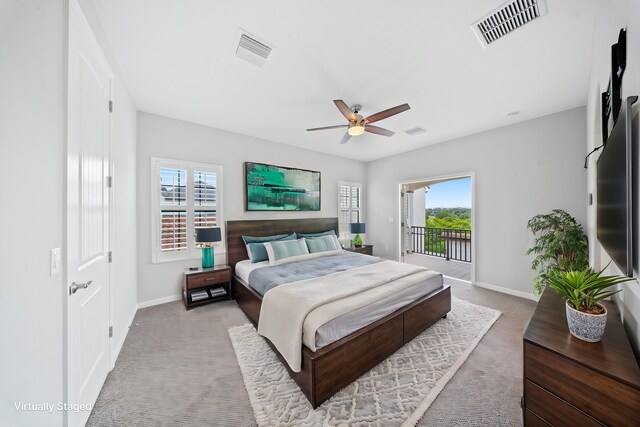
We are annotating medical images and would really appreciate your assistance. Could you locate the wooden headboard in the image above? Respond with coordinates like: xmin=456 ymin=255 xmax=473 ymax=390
xmin=225 ymin=217 xmax=339 ymax=269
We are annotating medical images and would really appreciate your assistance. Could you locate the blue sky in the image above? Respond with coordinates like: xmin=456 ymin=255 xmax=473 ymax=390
xmin=425 ymin=177 xmax=471 ymax=209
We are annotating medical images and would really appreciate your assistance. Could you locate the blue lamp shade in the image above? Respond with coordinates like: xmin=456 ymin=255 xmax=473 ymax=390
xmin=195 ymin=227 xmax=221 ymax=269
xmin=350 ymin=223 xmax=366 ymax=234
xmin=195 ymin=227 xmax=222 ymax=244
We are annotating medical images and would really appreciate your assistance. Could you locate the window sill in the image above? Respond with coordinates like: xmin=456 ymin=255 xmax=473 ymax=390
xmin=152 ymin=250 xmax=227 ymax=265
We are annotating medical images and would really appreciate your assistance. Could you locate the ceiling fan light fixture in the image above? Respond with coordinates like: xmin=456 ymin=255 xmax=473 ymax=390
xmin=348 ymin=123 xmax=365 ymax=136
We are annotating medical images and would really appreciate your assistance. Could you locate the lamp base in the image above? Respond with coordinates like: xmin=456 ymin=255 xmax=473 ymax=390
xmin=352 ymin=233 xmax=363 ymax=248
xmin=201 ymin=247 xmax=214 ymax=268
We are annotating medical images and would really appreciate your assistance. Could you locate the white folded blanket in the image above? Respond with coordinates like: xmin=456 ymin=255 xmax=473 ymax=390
xmin=257 ymin=260 xmax=439 ymax=372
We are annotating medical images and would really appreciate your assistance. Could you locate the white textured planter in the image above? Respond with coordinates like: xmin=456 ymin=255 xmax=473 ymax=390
xmin=565 ymin=301 xmax=607 ymax=342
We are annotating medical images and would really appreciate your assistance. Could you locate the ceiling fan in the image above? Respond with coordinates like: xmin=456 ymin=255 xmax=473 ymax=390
xmin=307 ymin=100 xmax=411 ymax=144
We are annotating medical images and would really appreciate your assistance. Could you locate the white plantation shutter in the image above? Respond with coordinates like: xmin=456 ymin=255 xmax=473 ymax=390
xmin=194 ymin=170 xmax=218 ymax=235
xmin=160 ymin=167 xmax=187 ymax=253
xmin=338 ymin=181 xmax=362 ymax=238
xmin=160 ymin=211 xmax=187 ymax=252
xmin=152 ymin=159 xmax=224 ymax=263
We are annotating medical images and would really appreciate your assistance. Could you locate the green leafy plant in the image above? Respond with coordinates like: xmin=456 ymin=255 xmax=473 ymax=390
xmin=352 ymin=233 xmax=363 ymax=247
xmin=546 ymin=265 xmax=633 ymax=314
xmin=526 ymin=209 xmax=589 ymax=294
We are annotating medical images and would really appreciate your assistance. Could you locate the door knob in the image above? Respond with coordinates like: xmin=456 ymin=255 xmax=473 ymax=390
xmin=69 ymin=280 xmax=93 ymax=295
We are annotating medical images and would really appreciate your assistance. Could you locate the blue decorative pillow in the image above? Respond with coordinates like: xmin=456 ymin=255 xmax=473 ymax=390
xmin=296 ymin=230 xmax=336 ymax=239
xmin=306 ymin=235 xmax=342 ymax=254
xmin=242 ymin=233 xmax=296 ymax=263
xmin=264 ymin=238 xmax=311 ymax=265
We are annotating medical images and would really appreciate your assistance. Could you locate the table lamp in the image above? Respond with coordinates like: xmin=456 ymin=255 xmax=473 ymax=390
xmin=195 ymin=227 xmax=221 ymax=268
xmin=350 ymin=223 xmax=365 ymax=248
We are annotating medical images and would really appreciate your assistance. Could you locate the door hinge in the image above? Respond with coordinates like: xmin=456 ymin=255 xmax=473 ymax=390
xmin=109 ymin=326 xmax=113 ymax=338
xmin=107 ymin=176 xmax=113 ymax=188
xmin=109 ymin=100 xmax=113 ymax=113
xmin=108 ymin=251 xmax=113 ymax=263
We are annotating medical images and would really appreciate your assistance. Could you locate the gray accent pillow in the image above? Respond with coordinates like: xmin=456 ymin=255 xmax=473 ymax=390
xmin=295 ymin=230 xmax=336 ymax=239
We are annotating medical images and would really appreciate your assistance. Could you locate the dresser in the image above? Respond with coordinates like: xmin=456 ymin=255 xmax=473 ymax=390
xmin=523 ymin=288 xmax=640 ymax=426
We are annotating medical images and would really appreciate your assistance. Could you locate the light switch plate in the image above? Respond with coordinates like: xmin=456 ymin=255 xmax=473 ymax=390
xmin=50 ymin=248 xmax=61 ymax=276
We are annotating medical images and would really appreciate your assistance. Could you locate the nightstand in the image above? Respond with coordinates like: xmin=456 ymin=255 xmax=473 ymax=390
xmin=183 ymin=265 xmax=232 ymax=310
xmin=344 ymin=244 xmax=374 ymax=256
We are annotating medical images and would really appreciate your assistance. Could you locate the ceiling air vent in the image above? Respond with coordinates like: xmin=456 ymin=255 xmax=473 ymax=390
xmin=235 ymin=32 xmax=272 ymax=67
xmin=405 ymin=127 xmax=427 ymax=136
xmin=471 ymin=0 xmax=548 ymax=48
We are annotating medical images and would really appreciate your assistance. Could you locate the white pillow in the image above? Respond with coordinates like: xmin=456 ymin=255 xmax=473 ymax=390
xmin=264 ymin=238 xmax=312 ymax=265
xmin=305 ymin=234 xmax=343 ymax=255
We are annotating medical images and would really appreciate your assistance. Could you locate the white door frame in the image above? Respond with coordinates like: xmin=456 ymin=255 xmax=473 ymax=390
xmin=397 ymin=171 xmax=476 ymax=284
xmin=64 ymin=1 xmax=115 ymax=424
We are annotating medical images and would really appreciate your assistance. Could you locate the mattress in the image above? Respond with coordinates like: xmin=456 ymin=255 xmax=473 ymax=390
xmin=235 ymin=259 xmax=268 ymax=283
xmin=235 ymin=257 xmax=443 ymax=349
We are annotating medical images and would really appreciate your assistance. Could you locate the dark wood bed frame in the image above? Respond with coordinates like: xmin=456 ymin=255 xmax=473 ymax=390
xmin=226 ymin=217 xmax=451 ymax=409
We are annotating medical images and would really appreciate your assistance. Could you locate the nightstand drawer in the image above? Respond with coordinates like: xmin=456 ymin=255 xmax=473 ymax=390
xmin=345 ymin=245 xmax=373 ymax=256
xmin=187 ymin=270 xmax=230 ymax=289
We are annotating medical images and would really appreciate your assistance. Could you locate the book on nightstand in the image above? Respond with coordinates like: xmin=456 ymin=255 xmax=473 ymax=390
xmin=191 ymin=290 xmax=209 ymax=301
xmin=208 ymin=287 xmax=226 ymax=298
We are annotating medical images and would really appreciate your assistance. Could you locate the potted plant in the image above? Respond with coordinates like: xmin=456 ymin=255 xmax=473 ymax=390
xmin=546 ymin=266 xmax=634 ymax=342
xmin=526 ymin=209 xmax=589 ymax=294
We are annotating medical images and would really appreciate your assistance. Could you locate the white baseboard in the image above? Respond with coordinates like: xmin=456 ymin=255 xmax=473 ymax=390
xmin=474 ymin=281 xmax=539 ymax=301
xmin=111 ymin=305 xmax=137 ymax=369
xmin=137 ymin=294 xmax=181 ymax=309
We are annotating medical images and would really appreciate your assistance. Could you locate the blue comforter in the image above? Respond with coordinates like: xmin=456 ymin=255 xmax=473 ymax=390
xmin=248 ymin=252 xmax=382 ymax=296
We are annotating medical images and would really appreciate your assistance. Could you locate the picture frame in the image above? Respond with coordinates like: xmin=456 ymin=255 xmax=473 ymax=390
xmin=244 ymin=162 xmax=321 ymax=211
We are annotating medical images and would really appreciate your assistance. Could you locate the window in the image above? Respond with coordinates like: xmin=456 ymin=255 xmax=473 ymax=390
xmin=152 ymin=158 xmax=223 ymax=263
xmin=338 ymin=181 xmax=362 ymax=238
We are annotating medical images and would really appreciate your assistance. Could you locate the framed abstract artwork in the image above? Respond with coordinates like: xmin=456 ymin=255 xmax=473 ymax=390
xmin=244 ymin=162 xmax=321 ymax=211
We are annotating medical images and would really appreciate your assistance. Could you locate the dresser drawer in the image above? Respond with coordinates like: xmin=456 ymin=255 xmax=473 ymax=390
xmin=525 ymin=343 xmax=640 ymax=426
xmin=525 ymin=380 xmax=603 ymax=427
xmin=524 ymin=409 xmax=551 ymax=427
xmin=187 ymin=270 xmax=230 ymax=289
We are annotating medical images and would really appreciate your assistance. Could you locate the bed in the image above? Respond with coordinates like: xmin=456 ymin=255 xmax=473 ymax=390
xmin=226 ymin=217 xmax=451 ymax=408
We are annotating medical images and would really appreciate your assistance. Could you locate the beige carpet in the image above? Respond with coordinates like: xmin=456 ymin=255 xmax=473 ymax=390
xmin=229 ymin=297 xmax=500 ymax=426
xmin=88 ymin=282 xmax=536 ymax=426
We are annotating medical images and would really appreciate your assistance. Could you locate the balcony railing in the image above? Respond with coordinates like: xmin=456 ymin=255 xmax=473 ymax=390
xmin=410 ymin=226 xmax=471 ymax=262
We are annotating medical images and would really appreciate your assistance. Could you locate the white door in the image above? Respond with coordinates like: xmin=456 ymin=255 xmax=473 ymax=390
xmin=67 ymin=2 xmax=112 ymax=426
xmin=400 ymin=188 xmax=406 ymax=262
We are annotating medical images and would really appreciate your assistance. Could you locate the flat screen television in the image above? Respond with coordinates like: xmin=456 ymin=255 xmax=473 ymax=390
xmin=597 ymin=95 xmax=637 ymax=277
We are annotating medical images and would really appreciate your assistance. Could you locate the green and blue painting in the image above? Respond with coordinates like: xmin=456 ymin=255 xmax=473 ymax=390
xmin=245 ymin=162 xmax=320 ymax=211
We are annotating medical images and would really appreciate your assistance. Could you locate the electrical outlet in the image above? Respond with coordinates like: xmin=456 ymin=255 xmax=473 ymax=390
xmin=50 ymin=248 xmax=61 ymax=276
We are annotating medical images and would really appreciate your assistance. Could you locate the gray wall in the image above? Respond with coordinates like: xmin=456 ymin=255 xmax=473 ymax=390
xmin=136 ymin=112 xmax=366 ymax=304
xmin=366 ymin=107 xmax=588 ymax=297
xmin=586 ymin=0 xmax=640 ymax=356
xmin=0 ymin=1 xmax=66 ymax=424
xmin=0 ymin=1 xmax=138 ymax=424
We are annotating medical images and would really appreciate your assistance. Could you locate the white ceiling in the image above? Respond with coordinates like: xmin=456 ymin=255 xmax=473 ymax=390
xmin=92 ymin=0 xmax=595 ymax=162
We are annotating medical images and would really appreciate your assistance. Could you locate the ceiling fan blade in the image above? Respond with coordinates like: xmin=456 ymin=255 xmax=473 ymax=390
xmin=340 ymin=132 xmax=352 ymax=144
xmin=365 ymin=103 xmax=410 ymax=124
xmin=334 ymin=100 xmax=356 ymax=121
xmin=365 ymin=125 xmax=395 ymax=137
xmin=307 ymin=124 xmax=349 ymax=131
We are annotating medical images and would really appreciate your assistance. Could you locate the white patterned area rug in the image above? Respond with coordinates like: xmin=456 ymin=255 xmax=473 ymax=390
xmin=228 ymin=297 xmax=500 ymax=427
